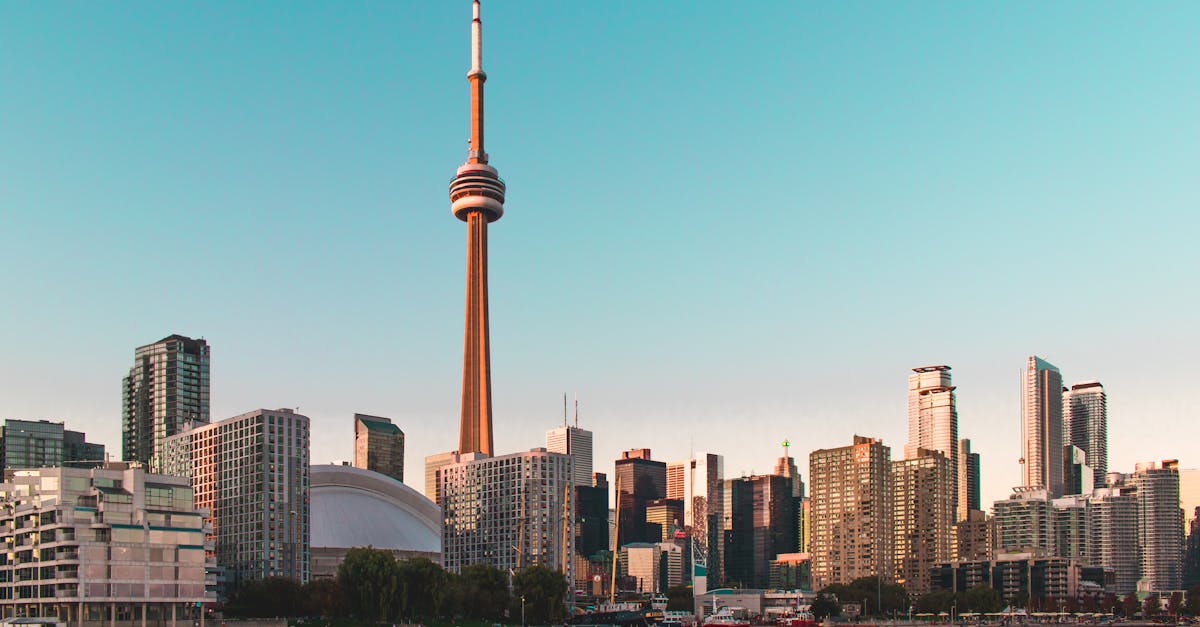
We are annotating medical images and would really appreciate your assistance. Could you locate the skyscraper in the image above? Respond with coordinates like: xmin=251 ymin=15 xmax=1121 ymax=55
xmin=450 ymin=0 xmax=507 ymax=457
xmin=615 ymin=448 xmax=667 ymax=546
xmin=354 ymin=413 xmax=405 ymax=482
xmin=666 ymin=452 xmax=723 ymax=591
xmin=773 ymin=440 xmax=805 ymax=498
xmin=1132 ymin=460 xmax=1183 ymax=592
xmin=957 ymin=438 xmax=980 ymax=520
xmin=162 ymin=408 xmax=311 ymax=586
xmin=122 ymin=334 xmax=210 ymax=471
xmin=1022 ymin=356 xmax=1064 ymax=497
xmin=809 ymin=436 xmax=893 ymax=588
xmin=892 ymin=449 xmax=954 ymax=595
xmin=0 ymin=419 xmax=105 ymax=469
xmin=991 ymin=488 xmax=1054 ymax=556
xmin=546 ymin=422 xmax=593 ymax=487
xmin=1089 ymin=484 xmax=1141 ymax=594
xmin=720 ymin=474 xmax=795 ymax=590
xmin=1063 ymin=381 xmax=1107 ymax=488
xmin=906 ymin=366 xmax=958 ymax=516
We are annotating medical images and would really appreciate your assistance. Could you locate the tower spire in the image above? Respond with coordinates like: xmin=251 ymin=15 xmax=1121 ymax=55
xmin=450 ymin=0 xmax=506 ymax=457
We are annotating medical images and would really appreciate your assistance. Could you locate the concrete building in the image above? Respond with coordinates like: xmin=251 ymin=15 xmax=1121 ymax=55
xmin=955 ymin=510 xmax=992 ymax=562
xmin=0 ymin=419 xmax=105 ymax=470
xmin=439 ymin=448 xmax=574 ymax=579
xmin=992 ymin=488 xmax=1054 ymax=556
xmin=0 ymin=464 xmax=213 ymax=623
xmin=769 ymin=553 xmax=811 ymax=590
xmin=1052 ymin=495 xmax=1090 ymax=562
xmin=615 ymin=449 xmax=667 ymax=546
xmin=424 ymin=450 xmax=459 ymax=505
xmin=1089 ymin=484 xmax=1140 ymax=594
xmin=720 ymin=474 xmax=795 ymax=590
xmin=449 ymin=0 xmax=507 ymax=459
xmin=1063 ymin=381 xmax=1107 ymax=488
xmin=161 ymin=408 xmax=311 ymax=587
xmin=309 ymin=465 xmax=440 ymax=578
xmin=1132 ymin=460 xmax=1183 ymax=592
xmin=931 ymin=555 xmax=1105 ymax=605
xmin=121 ymin=335 xmax=210 ymax=472
xmin=1022 ymin=356 xmax=1064 ymax=497
xmin=546 ymin=423 xmax=593 ymax=487
xmin=353 ymin=414 xmax=404 ymax=483
xmin=892 ymin=449 xmax=954 ymax=595
xmin=958 ymin=438 xmax=980 ymax=521
xmin=809 ymin=436 xmax=892 ymax=588
xmin=906 ymin=366 xmax=959 ymax=517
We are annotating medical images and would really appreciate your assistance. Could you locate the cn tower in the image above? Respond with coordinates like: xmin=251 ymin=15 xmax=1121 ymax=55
xmin=449 ymin=0 xmax=505 ymax=456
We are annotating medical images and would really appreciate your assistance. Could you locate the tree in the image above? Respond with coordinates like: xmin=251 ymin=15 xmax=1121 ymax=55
xmin=396 ymin=557 xmax=449 ymax=619
xmin=962 ymin=585 xmax=1001 ymax=614
xmin=223 ymin=577 xmax=305 ymax=617
xmin=1099 ymin=593 xmax=1118 ymax=615
xmin=1186 ymin=584 xmax=1200 ymax=616
xmin=1167 ymin=591 xmax=1183 ymax=618
xmin=457 ymin=563 xmax=510 ymax=620
xmin=302 ymin=577 xmax=344 ymax=617
xmin=916 ymin=589 xmax=955 ymax=614
xmin=811 ymin=593 xmax=841 ymax=620
xmin=666 ymin=585 xmax=693 ymax=611
xmin=337 ymin=547 xmax=400 ymax=621
xmin=1142 ymin=593 xmax=1160 ymax=619
xmin=1120 ymin=592 xmax=1139 ymax=618
xmin=512 ymin=565 xmax=568 ymax=624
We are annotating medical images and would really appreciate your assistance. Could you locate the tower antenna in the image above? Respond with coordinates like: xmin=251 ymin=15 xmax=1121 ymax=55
xmin=574 ymin=393 xmax=579 ymax=428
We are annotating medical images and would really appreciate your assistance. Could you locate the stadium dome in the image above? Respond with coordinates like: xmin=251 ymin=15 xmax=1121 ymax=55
xmin=310 ymin=464 xmax=441 ymax=576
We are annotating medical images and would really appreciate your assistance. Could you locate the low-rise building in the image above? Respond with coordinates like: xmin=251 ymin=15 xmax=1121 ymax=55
xmin=0 ymin=464 xmax=213 ymax=623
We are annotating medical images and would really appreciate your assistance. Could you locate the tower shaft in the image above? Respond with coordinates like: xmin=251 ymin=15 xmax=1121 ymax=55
xmin=450 ymin=0 xmax=504 ymax=456
xmin=459 ymin=212 xmax=494 ymax=455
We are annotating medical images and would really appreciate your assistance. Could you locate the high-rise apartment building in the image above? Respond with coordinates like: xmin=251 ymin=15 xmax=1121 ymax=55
xmin=122 ymin=334 xmax=210 ymax=472
xmin=954 ymin=510 xmax=992 ymax=562
xmin=1022 ymin=356 xmax=1064 ymax=497
xmin=162 ymin=408 xmax=311 ymax=587
xmin=720 ymin=474 xmax=796 ymax=590
xmin=1063 ymin=381 xmax=1107 ymax=488
xmin=992 ymin=488 xmax=1054 ymax=556
xmin=353 ymin=414 xmax=405 ymax=483
xmin=439 ymin=448 xmax=574 ymax=579
xmin=424 ymin=450 xmax=459 ymax=505
xmin=892 ymin=449 xmax=954 ymax=595
xmin=547 ymin=423 xmax=593 ymax=487
xmin=1052 ymin=494 xmax=1090 ymax=562
xmin=615 ymin=449 xmax=667 ymax=546
xmin=958 ymin=439 xmax=980 ymax=521
xmin=809 ymin=436 xmax=893 ymax=588
xmin=0 ymin=464 xmax=214 ymax=622
xmin=1133 ymin=460 xmax=1183 ymax=592
xmin=906 ymin=366 xmax=958 ymax=516
xmin=0 ymin=419 xmax=105 ymax=469
xmin=1089 ymin=484 xmax=1141 ymax=593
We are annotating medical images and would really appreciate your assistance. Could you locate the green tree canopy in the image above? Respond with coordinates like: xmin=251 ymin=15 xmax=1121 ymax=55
xmin=458 ymin=563 xmax=511 ymax=620
xmin=666 ymin=584 xmax=693 ymax=611
xmin=512 ymin=565 xmax=568 ymax=624
xmin=810 ymin=593 xmax=841 ymax=620
xmin=337 ymin=547 xmax=400 ymax=621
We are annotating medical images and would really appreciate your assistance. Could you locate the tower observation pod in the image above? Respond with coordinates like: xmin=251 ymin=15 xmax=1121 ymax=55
xmin=450 ymin=0 xmax=505 ymax=456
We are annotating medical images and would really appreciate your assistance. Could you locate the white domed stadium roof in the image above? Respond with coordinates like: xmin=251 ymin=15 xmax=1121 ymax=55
xmin=310 ymin=465 xmax=441 ymax=554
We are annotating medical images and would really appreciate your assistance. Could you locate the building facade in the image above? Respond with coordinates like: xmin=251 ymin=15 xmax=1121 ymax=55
xmin=1022 ymin=356 xmax=1064 ymax=497
xmin=809 ymin=436 xmax=893 ymax=588
xmin=993 ymin=488 xmax=1054 ymax=556
xmin=892 ymin=449 xmax=954 ymax=595
xmin=121 ymin=335 xmax=210 ymax=472
xmin=906 ymin=366 xmax=958 ymax=517
xmin=958 ymin=438 xmax=980 ymax=521
xmin=1089 ymin=485 xmax=1140 ymax=593
xmin=162 ymin=408 xmax=311 ymax=587
xmin=1132 ymin=460 xmax=1183 ymax=592
xmin=439 ymin=449 xmax=574 ymax=579
xmin=1063 ymin=381 xmax=1107 ymax=489
xmin=666 ymin=452 xmax=724 ymax=587
xmin=575 ymin=472 xmax=609 ymax=559
xmin=0 ymin=420 xmax=105 ymax=470
xmin=720 ymin=474 xmax=796 ymax=590
xmin=353 ymin=414 xmax=404 ymax=483
xmin=0 ymin=465 xmax=212 ymax=622
xmin=546 ymin=424 xmax=593 ymax=487
xmin=615 ymin=449 xmax=667 ymax=546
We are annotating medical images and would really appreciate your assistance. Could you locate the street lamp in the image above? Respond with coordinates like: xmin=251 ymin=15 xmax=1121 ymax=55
xmin=521 ymin=595 xmax=526 ymax=627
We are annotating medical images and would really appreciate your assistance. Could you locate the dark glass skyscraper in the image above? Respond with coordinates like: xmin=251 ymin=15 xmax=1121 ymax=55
xmin=720 ymin=474 xmax=795 ymax=589
xmin=122 ymin=334 xmax=210 ymax=471
xmin=615 ymin=448 xmax=667 ymax=546
xmin=1063 ymin=381 xmax=1107 ymax=488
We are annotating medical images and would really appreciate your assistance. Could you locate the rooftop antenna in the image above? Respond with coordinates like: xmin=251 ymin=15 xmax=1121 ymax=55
xmin=574 ymin=393 xmax=579 ymax=428
xmin=563 ymin=393 xmax=568 ymax=426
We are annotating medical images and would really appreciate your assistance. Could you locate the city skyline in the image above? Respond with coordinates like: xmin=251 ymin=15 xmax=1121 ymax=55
xmin=2 ymin=2 xmax=1198 ymax=509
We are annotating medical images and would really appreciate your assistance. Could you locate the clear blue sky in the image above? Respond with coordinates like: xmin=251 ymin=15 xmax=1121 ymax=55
xmin=2 ymin=2 xmax=1197 ymax=506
